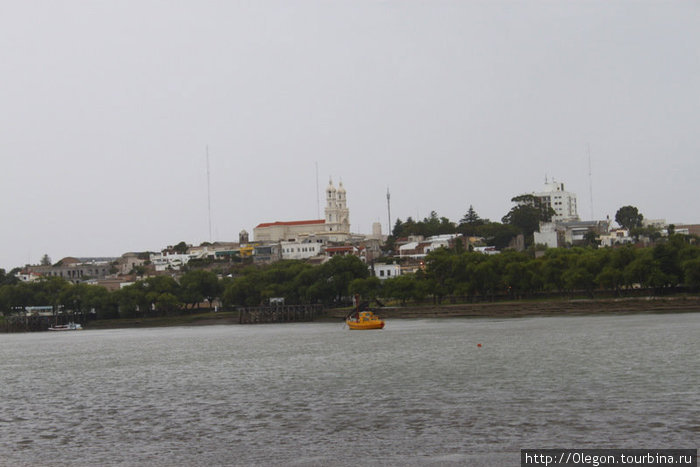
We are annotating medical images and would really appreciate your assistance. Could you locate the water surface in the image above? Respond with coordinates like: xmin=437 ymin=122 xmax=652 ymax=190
xmin=1 ymin=312 xmax=697 ymax=466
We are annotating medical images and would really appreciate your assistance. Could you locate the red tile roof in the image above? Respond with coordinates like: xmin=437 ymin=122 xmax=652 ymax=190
xmin=255 ymin=219 xmax=325 ymax=229
xmin=325 ymin=246 xmax=355 ymax=252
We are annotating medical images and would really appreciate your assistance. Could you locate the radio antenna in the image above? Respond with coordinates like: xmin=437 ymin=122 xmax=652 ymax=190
xmin=587 ymin=143 xmax=593 ymax=220
xmin=206 ymin=145 xmax=213 ymax=242
xmin=386 ymin=187 xmax=392 ymax=235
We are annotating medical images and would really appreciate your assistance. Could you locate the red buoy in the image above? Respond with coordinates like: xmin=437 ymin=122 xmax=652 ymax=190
xmin=477 ymin=343 xmax=482 ymax=348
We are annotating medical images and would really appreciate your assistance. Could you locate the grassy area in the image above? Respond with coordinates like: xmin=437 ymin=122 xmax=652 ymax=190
xmin=87 ymin=310 xmax=239 ymax=330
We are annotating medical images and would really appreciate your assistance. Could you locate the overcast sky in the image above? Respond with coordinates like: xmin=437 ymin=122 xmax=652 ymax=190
xmin=1 ymin=1 xmax=698 ymax=270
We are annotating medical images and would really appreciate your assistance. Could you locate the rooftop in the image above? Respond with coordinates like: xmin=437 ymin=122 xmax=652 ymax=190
xmin=255 ymin=219 xmax=325 ymax=229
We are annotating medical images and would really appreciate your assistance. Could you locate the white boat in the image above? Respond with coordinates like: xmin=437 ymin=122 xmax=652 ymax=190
xmin=48 ymin=322 xmax=83 ymax=331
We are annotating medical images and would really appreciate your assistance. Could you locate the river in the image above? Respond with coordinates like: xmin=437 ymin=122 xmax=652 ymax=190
xmin=1 ymin=312 xmax=697 ymax=466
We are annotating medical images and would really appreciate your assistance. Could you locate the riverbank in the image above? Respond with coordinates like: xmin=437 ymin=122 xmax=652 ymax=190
xmin=79 ymin=295 xmax=700 ymax=330
xmin=321 ymin=295 xmax=700 ymax=320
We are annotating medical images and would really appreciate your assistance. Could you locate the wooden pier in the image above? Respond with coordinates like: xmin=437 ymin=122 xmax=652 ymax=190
xmin=237 ymin=305 xmax=322 ymax=324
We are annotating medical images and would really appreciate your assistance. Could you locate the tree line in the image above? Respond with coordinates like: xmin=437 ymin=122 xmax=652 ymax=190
xmin=2 ymin=234 xmax=699 ymax=321
xmin=0 ymin=256 xmax=371 ymax=320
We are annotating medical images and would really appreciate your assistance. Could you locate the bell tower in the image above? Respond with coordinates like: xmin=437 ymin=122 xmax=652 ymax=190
xmin=325 ymin=178 xmax=337 ymax=226
xmin=324 ymin=178 xmax=350 ymax=235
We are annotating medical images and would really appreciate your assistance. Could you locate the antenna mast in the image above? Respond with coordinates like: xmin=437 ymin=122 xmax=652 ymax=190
xmin=386 ymin=187 xmax=392 ymax=235
xmin=315 ymin=162 xmax=320 ymax=219
xmin=206 ymin=145 xmax=213 ymax=242
xmin=587 ymin=143 xmax=593 ymax=220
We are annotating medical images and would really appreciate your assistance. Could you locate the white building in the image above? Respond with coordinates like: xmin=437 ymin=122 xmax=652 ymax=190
xmin=281 ymin=237 xmax=325 ymax=260
xmin=532 ymin=179 xmax=579 ymax=222
xmin=398 ymin=234 xmax=458 ymax=259
xmin=150 ymin=251 xmax=201 ymax=271
xmin=372 ymin=263 xmax=402 ymax=280
xmin=535 ymin=220 xmax=611 ymax=248
xmin=599 ymin=229 xmax=635 ymax=248
xmin=473 ymin=246 xmax=500 ymax=255
xmin=15 ymin=271 xmax=42 ymax=282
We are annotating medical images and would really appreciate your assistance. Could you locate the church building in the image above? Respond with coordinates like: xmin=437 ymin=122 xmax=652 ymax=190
xmin=253 ymin=178 xmax=352 ymax=243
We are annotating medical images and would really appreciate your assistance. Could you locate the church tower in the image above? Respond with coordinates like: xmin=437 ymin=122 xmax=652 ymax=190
xmin=324 ymin=178 xmax=350 ymax=235
xmin=336 ymin=181 xmax=350 ymax=233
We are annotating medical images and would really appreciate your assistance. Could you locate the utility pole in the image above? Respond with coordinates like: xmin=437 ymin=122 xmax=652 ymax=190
xmin=206 ymin=145 xmax=212 ymax=242
xmin=386 ymin=187 xmax=392 ymax=236
xmin=588 ymin=143 xmax=594 ymax=220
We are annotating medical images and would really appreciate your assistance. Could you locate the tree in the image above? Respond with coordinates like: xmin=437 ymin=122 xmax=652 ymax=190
xmin=0 ymin=269 xmax=19 ymax=286
xmin=615 ymin=206 xmax=644 ymax=230
xmin=179 ymin=270 xmax=222 ymax=309
xmin=502 ymin=195 xmax=556 ymax=247
xmin=458 ymin=205 xmax=485 ymax=235
xmin=509 ymin=194 xmax=556 ymax=222
xmin=475 ymin=223 xmax=520 ymax=250
xmin=382 ymin=274 xmax=420 ymax=305
xmin=313 ymin=255 xmax=369 ymax=305
xmin=460 ymin=205 xmax=482 ymax=225
xmin=40 ymin=254 xmax=52 ymax=266
xmin=582 ymin=230 xmax=601 ymax=248
xmin=173 ymin=241 xmax=189 ymax=254
xmin=349 ymin=276 xmax=382 ymax=301
xmin=682 ymin=258 xmax=700 ymax=290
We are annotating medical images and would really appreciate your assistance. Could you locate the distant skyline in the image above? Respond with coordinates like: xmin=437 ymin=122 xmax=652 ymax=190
xmin=1 ymin=1 xmax=698 ymax=270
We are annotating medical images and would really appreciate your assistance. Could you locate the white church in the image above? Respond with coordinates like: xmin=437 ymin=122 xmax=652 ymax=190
xmin=253 ymin=178 xmax=352 ymax=243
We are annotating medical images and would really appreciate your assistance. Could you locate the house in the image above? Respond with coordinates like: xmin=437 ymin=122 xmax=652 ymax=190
xmin=535 ymin=220 xmax=610 ymax=248
xmin=324 ymin=245 xmax=359 ymax=258
xmin=26 ymin=257 xmax=115 ymax=283
xmin=115 ymin=253 xmax=146 ymax=275
xmin=398 ymin=234 xmax=457 ymax=258
xmin=150 ymin=250 xmax=202 ymax=271
xmin=254 ymin=244 xmax=281 ymax=264
xmin=371 ymin=263 xmax=401 ymax=280
xmin=599 ymin=229 xmax=635 ymax=248
xmin=281 ymin=237 xmax=325 ymax=260
xmin=15 ymin=271 xmax=43 ymax=282
xmin=473 ymin=246 xmax=500 ymax=255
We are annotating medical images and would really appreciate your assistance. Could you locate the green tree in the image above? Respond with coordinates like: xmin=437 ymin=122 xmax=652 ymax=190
xmin=179 ymin=270 xmax=222 ymax=309
xmin=475 ymin=222 xmax=520 ymax=250
xmin=222 ymin=273 xmax=263 ymax=307
xmin=311 ymin=255 xmax=369 ymax=305
xmin=144 ymin=276 xmax=181 ymax=314
xmin=682 ymin=257 xmax=700 ymax=290
xmin=501 ymin=204 xmax=544 ymax=246
xmin=173 ymin=241 xmax=189 ymax=254
xmin=458 ymin=205 xmax=485 ymax=235
xmin=40 ymin=254 xmax=52 ymax=266
xmin=349 ymin=276 xmax=382 ymax=301
xmin=615 ymin=205 xmax=644 ymax=230
xmin=114 ymin=282 xmax=149 ymax=318
xmin=0 ymin=269 xmax=19 ymax=286
xmin=382 ymin=274 xmax=420 ymax=305
xmin=154 ymin=292 xmax=180 ymax=314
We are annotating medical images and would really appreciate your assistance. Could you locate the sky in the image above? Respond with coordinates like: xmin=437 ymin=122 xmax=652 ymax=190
xmin=1 ymin=1 xmax=698 ymax=270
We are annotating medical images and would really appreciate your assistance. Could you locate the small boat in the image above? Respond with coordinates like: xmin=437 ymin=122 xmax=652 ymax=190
xmin=48 ymin=322 xmax=83 ymax=331
xmin=346 ymin=310 xmax=385 ymax=330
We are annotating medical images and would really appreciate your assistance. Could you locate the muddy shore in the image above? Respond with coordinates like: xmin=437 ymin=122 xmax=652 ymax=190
xmin=320 ymin=296 xmax=700 ymax=320
xmin=77 ymin=296 xmax=700 ymax=330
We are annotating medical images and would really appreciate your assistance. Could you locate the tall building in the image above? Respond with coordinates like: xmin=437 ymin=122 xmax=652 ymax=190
xmin=533 ymin=179 xmax=579 ymax=222
xmin=324 ymin=178 xmax=350 ymax=234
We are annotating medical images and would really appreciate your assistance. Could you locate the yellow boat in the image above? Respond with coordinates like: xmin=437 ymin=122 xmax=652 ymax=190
xmin=346 ymin=310 xmax=385 ymax=330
